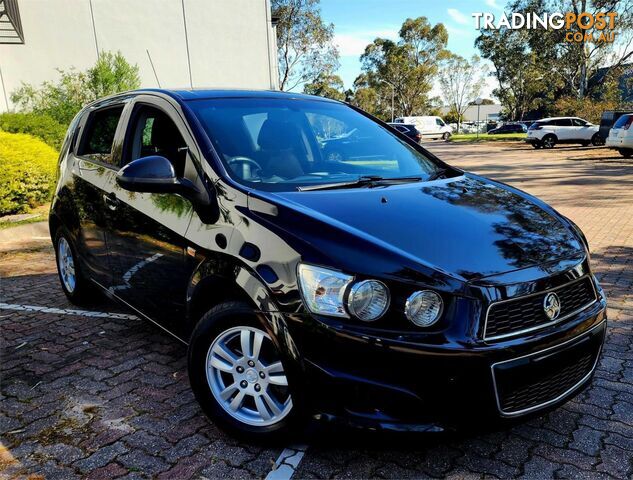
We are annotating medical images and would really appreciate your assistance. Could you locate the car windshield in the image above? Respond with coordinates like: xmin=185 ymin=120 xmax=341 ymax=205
xmin=187 ymin=98 xmax=442 ymax=191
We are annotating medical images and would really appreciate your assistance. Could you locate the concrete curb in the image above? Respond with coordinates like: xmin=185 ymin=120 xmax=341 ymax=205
xmin=0 ymin=221 xmax=50 ymax=253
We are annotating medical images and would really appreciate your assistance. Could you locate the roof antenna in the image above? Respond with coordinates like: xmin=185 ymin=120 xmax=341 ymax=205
xmin=146 ymin=49 xmax=161 ymax=88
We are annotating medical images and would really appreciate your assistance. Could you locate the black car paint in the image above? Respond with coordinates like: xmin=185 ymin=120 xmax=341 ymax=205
xmin=50 ymin=89 xmax=607 ymax=431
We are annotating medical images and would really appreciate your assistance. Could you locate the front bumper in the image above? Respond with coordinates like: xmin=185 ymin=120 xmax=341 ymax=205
xmin=285 ymin=293 xmax=607 ymax=432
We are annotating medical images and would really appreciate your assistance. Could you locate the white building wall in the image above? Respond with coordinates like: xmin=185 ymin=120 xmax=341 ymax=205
xmin=0 ymin=0 xmax=278 ymax=112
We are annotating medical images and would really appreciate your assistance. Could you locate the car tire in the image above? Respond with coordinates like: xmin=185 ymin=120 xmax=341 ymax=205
xmin=542 ymin=135 xmax=556 ymax=149
xmin=619 ymin=149 xmax=633 ymax=158
xmin=581 ymin=141 xmax=590 ymax=147
xmin=54 ymin=228 xmax=97 ymax=305
xmin=591 ymin=133 xmax=604 ymax=146
xmin=188 ymin=301 xmax=302 ymax=442
xmin=442 ymin=132 xmax=451 ymax=141
xmin=532 ymin=143 xmax=542 ymax=149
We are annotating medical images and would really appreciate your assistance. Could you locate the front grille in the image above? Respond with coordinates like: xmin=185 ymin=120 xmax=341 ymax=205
xmin=484 ymin=276 xmax=597 ymax=340
xmin=499 ymin=353 xmax=593 ymax=412
xmin=492 ymin=323 xmax=604 ymax=415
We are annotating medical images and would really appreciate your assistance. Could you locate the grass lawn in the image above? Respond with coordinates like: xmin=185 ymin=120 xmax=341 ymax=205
xmin=450 ymin=133 xmax=527 ymax=142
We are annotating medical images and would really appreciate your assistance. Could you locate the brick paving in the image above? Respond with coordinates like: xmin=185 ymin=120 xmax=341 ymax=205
xmin=1 ymin=142 xmax=632 ymax=479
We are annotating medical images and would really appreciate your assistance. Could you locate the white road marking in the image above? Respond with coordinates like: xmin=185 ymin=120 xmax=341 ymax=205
xmin=266 ymin=445 xmax=308 ymax=480
xmin=0 ymin=303 xmax=138 ymax=320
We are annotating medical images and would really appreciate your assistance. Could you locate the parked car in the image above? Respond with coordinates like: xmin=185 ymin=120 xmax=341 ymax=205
xmin=387 ymin=122 xmax=423 ymax=143
xmin=605 ymin=113 xmax=633 ymax=158
xmin=51 ymin=89 xmax=607 ymax=440
xmin=526 ymin=117 xmax=601 ymax=148
xmin=487 ymin=123 xmax=528 ymax=135
xmin=599 ymin=110 xmax=633 ymax=144
xmin=394 ymin=116 xmax=453 ymax=140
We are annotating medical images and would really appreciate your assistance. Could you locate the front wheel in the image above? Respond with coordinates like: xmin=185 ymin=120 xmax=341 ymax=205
xmin=188 ymin=302 xmax=301 ymax=441
xmin=619 ymin=149 xmax=633 ymax=158
xmin=442 ymin=132 xmax=451 ymax=141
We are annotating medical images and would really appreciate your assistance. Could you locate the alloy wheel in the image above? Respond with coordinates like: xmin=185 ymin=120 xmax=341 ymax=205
xmin=206 ymin=326 xmax=292 ymax=426
xmin=57 ymin=237 xmax=76 ymax=293
xmin=542 ymin=136 xmax=555 ymax=149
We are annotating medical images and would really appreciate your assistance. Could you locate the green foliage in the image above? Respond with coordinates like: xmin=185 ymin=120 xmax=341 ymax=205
xmin=354 ymin=16 xmax=449 ymax=119
xmin=553 ymin=96 xmax=617 ymax=124
xmin=10 ymin=51 xmax=140 ymax=126
xmin=477 ymin=0 xmax=633 ymax=119
xmin=272 ymin=0 xmax=339 ymax=91
xmin=0 ymin=113 xmax=66 ymax=149
xmin=303 ymin=73 xmax=346 ymax=100
xmin=439 ymin=54 xmax=487 ymax=132
xmin=443 ymin=108 xmax=460 ymax=125
xmin=0 ymin=131 xmax=58 ymax=216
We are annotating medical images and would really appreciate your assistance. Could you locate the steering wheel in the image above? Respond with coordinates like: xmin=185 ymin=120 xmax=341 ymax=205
xmin=227 ymin=157 xmax=263 ymax=180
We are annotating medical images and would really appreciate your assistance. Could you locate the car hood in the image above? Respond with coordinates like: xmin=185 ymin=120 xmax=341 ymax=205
xmin=254 ymin=174 xmax=584 ymax=282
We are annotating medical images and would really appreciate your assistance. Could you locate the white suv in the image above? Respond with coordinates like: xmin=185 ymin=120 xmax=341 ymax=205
xmin=605 ymin=114 xmax=633 ymax=158
xmin=526 ymin=117 xmax=601 ymax=149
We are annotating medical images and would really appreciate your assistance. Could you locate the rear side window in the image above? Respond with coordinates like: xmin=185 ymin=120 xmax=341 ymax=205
xmin=79 ymin=106 xmax=124 ymax=163
xmin=553 ymin=119 xmax=572 ymax=126
xmin=613 ymin=114 xmax=633 ymax=129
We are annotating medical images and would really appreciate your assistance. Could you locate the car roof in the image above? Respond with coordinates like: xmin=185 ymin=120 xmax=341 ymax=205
xmin=538 ymin=116 xmax=583 ymax=121
xmin=85 ymin=88 xmax=341 ymax=110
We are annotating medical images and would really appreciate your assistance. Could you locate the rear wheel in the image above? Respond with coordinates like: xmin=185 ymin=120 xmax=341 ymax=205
xmin=54 ymin=228 xmax=97 ymax=305
xmin=532 ymin=143 xmax=542 ymax=149
xmin=542 ymin=135 xmax=556 ymax=149
xmin=619 ymin=149 xmax=633 ymax=158
xmin=188 ymin=302 xmax=301 ymax=441
xmin=591 ymin=133 xmax=604 ymax=146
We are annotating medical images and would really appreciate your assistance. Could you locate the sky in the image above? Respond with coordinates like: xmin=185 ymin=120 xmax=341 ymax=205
xmin=318 ymin=0 xmax=503 ymax=99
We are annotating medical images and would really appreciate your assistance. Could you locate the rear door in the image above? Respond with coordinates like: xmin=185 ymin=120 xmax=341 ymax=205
xmin=553 ymin=118 xmax=573 ymax=140
xmin=101 ymin=96 xmax=201 ymax=338
xmin=70 ymin=103 xmax=127 ymax=285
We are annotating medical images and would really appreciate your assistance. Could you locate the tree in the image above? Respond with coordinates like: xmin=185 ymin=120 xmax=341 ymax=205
xmin=272 ymin=0 xmax=339 ymax=91
xmin=439 ymin=54 xmax=487 ymax=132
xmin=11 ymin=51 xmax=140 ymax=125
xmin=477 ymin=0 xmax=633 ymax=119
xmin=356 ymin=17 xmax=449 ymax=119
xmin=476 ymin=29 xmax=551 ymax=120
xmin=303 ymin=73 xmax=345 ymax=100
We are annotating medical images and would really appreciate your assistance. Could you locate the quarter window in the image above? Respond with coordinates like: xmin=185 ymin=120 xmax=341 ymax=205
xmin=79 ymin=106 xmax=124 ymax=164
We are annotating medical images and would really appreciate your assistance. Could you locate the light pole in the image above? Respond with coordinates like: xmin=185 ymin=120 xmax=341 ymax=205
xmin=380 ymin=79 xmax=395 ymax=122
xmin=474 ymin=97 xmax=483 ymax=139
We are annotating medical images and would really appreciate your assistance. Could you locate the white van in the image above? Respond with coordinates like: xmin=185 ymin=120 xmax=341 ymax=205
xmin=394 ymin=116 xmax=453 ymax=140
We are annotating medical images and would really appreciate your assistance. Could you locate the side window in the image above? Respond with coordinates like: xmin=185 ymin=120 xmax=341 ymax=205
xmin=126 ymin=105 xmax=187 ymax=177
xmin=435 ymin=118 xmax=444 ymax=126
xmin=554 ymin=119 xmax=572 ymax=126
xmin=79 ymin=106 xmax=124 ymax=164
xmin=572 ymin=119 xmax=587 ymax=126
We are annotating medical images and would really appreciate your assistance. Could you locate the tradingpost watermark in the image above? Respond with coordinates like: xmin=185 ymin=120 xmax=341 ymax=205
xmin=473 ymin=11 xmax=618 ymax=43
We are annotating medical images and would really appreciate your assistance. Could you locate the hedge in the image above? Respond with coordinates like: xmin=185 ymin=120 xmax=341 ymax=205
xmin=0 ymin=131 xmax=58 ymax=216
xmin=0 ymin=112 xmax=66 ymax=150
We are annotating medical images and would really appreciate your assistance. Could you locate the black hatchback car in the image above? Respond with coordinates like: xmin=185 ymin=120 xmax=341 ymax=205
xmin=50 ymin=89 xmax=607 ymax=440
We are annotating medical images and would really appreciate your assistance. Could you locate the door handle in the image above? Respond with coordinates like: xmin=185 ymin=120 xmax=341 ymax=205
xmin=103 ymin=193 xmax=120 ymax=211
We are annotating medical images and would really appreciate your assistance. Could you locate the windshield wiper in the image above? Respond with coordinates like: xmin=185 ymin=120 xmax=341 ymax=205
xmin=297 ymin=175 xmax=422 ymax=192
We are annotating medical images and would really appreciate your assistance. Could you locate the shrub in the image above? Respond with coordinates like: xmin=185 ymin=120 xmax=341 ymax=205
xmin=11 ymin=51 xmax=140 ymax=126
xmin=0 ymin=131 xmax=58 ymax=216
xmin=0 ymin=112 xmax=66 ymax=149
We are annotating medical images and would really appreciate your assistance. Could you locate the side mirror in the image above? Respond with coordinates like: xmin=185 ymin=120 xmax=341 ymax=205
xmin=116 ymin=155 xmax=220 ymax=223
xmin=116 ymin=156 xmax=182 ymax=193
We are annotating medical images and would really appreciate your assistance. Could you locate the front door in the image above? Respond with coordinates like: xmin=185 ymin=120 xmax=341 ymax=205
xmin=102 ymin=98 xmax=200 ymax=339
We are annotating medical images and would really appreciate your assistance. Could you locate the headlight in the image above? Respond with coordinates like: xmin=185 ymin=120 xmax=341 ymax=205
xmin=347 ymin=280 xmax=390 ymax=322
xmin=405 ymin=290 xmax=443 ymax=327
xmin=297 ymin=264 xmax=353 ymax=317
